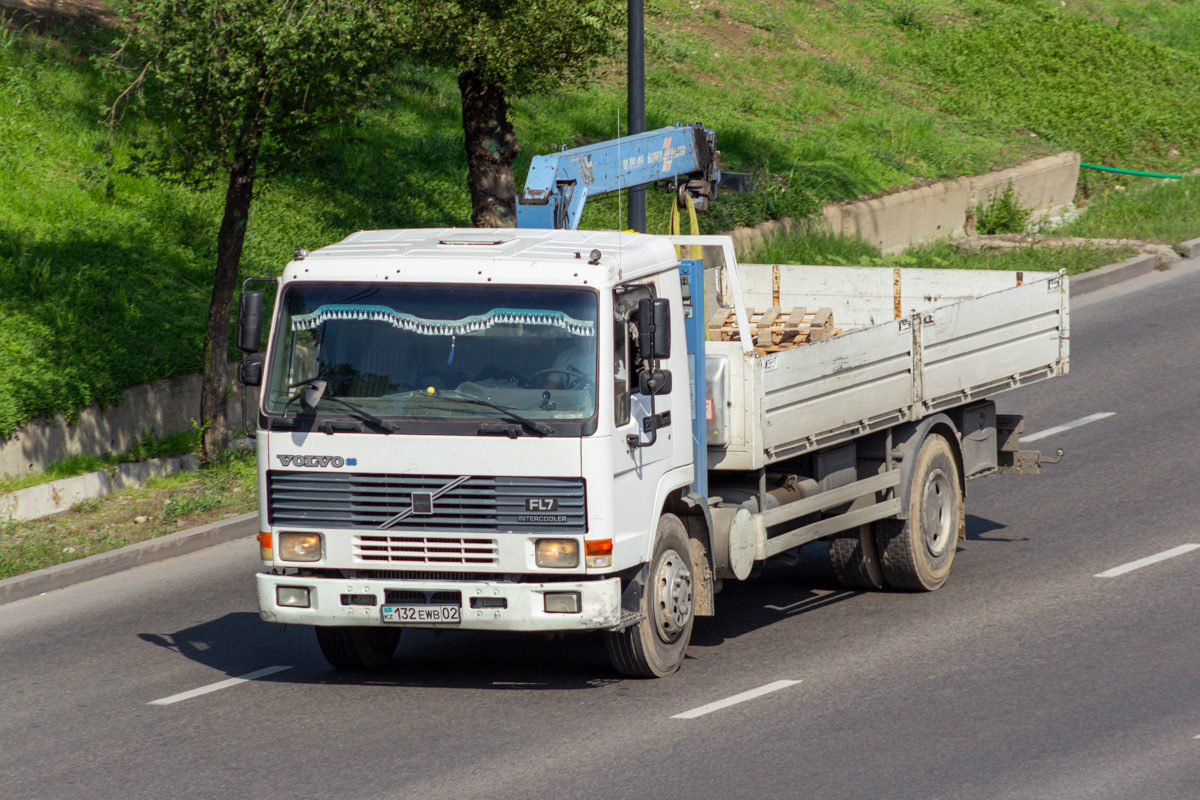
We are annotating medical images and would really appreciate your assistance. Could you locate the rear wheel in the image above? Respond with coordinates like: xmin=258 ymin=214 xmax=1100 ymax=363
xmin=828 ymin=523 xmax=887 ymax=590
xmin=875 ymin=433 xmax=962 ymax=591
xmin=315 ymin=626 xmax=401 ymax=669
xmin=604 ymin=514 xmax=695 ymax=678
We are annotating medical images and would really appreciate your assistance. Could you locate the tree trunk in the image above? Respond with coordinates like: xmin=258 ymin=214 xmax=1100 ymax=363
xmin=200 ymin=152 xmax=257 ymax=458
xmin=459 ymin=69 xmax=519 ymax=228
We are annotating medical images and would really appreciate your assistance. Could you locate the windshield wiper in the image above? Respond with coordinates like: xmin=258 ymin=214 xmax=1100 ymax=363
xmin=278 ymin=380 xmax=398 ymax=433
xmin=317 ymin=395 xmax=399 ymax=434
xmin=431 ymin=391 xmax=553 ymax=436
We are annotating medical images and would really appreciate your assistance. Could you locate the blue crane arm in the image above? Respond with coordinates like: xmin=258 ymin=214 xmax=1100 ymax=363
xmin=515 ymin=123 xmax=719 ymax=229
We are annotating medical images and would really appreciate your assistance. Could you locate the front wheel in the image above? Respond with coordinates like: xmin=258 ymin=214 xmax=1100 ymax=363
xmin=604 ymin=514 xmax=695 ymax=678
xmin=875 ymin=433 xmax=963 ymax=591
xmin=315 ymin=626 xmax=401 ymax=669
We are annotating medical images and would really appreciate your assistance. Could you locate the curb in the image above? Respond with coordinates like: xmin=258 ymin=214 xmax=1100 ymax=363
xmin=1178 ymin=237 xmax=1200 ymax=259
xmin=1069 ymin=253 xmax=1160 ymax=296
xmin=0 ymin=511 xmax=257 ymax=607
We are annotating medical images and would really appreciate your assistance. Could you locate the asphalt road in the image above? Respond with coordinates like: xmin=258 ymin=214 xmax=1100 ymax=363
xmin=2 ymin=263 xmax=1199 ymax=800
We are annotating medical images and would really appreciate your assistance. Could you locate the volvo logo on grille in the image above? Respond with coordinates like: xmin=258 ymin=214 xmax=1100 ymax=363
xmin=411 ymin=492 xmax=434 ymax=515
xmin=377 ymin=476 xmax=471 ymax=530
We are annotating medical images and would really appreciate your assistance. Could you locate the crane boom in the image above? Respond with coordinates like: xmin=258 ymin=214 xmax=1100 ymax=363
xmin=515 ymin=123 xmax=719 ymax=229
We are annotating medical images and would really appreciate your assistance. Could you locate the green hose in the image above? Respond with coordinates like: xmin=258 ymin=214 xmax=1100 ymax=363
xmin=1080 ymin=162 xmax=1183 ymax=179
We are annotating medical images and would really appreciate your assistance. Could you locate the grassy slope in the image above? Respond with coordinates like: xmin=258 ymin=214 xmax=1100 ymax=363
xmin=0 ymin=0 xmax=1198 ymax=444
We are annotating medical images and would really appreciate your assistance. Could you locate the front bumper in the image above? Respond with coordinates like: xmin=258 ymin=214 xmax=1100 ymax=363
xmin=257 ymin=572 xmax=622 ymax=632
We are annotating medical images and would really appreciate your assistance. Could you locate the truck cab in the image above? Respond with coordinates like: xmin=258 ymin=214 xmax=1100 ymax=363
xmin=250 ymin=228 xmax=699 ymax=674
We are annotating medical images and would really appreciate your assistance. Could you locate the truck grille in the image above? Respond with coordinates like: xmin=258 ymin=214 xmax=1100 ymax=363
xmin=353 ymin=534 xmax=498 ymax=566
xmin=267 ymin=472 xmax=586 ymax=533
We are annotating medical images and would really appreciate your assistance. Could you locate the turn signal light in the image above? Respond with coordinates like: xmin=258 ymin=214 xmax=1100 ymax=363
xmin=585 ymin=539 xmax=612 ymax=556
xmin=257 ymin=531 xmax=272 ymax=561
xmin=585 ymin=539 xmax=613 ymax=568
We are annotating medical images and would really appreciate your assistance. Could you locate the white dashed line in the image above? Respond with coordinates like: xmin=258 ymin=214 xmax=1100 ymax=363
xmin=671 ymin=680 xmax=801 ymax=720
xmin=148 ymin=665 xmax=293 ymax=706
xmin=1094 ymin=545 xmax=1200 ymax=578
xmin=1022 ymin=412 xmax=1116 ymax=443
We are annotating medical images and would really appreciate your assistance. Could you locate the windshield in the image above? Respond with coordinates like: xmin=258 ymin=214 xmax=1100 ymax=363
xmin=264 ymin=282 xmax=598 ymax=433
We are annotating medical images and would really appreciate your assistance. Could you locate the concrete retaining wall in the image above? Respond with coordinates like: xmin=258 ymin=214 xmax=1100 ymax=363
xmin=726 ymin=151 xmax=1082 ymax=256
xmin=0 ymin=371 xmax=257 ymax=479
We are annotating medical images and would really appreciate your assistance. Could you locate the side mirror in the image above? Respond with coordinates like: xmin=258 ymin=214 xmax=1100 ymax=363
xmin=239 ymin=353 xmax=264 ymax=386
xmin=237 ymin=291 xmax=265 ymax=353
xmin=638 ymin=369 xmax=673 ymax=396
xmin=636 ymin=298 xmax=671 ymax=361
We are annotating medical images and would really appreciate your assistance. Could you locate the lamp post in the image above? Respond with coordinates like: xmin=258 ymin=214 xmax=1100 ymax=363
xmin=627 ymin=0 xmax=646 ymax=232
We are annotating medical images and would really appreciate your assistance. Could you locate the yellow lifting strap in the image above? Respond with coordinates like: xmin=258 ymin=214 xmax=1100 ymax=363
xmin=669 ymin=192 xmax=707 ymax=339
xmin=669 ymin=192 xmax=702 ymax=261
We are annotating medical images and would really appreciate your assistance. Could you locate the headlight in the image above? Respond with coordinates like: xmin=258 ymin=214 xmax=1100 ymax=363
xmin=278 ymin=532 xmax=322 ymax=562
xmin=276 ymin=586 xmax=311 ymax=607
xmin=535 ymin=538 xmax=579 ymax=568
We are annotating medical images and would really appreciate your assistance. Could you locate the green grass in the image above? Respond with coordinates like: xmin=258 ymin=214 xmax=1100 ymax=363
xmin=1060 ymin=175 xmax=1200 ymax=243
xmin=897 ymin=10 xmax=1200 ymax=173
xmin=1066 ymin=0 xmax=1200 ymax=59
xmin=1 ymin=0 xmax=1199 ymax=443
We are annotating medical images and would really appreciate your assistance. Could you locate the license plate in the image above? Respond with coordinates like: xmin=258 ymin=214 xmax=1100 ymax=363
xmin=381 ymin=604 xmax=461 ymax=624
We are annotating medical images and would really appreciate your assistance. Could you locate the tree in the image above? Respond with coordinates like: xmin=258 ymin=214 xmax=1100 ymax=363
xmin=403 ymin=0 xmax=623 ymax=228
xmin=110 ymin=0 xmax=404 ymax=456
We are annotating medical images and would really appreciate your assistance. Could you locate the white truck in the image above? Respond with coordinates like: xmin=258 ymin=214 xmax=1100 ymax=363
xmin=237 ymin=227 xmax=1068 ymax=677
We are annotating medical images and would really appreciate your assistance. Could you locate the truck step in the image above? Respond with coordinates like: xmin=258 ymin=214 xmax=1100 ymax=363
xmin=608 ymin=610 xmax=647 ymax=632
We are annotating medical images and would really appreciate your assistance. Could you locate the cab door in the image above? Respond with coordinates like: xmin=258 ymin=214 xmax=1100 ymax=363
xmin=611 ymin=282 xmax=675 ymax=547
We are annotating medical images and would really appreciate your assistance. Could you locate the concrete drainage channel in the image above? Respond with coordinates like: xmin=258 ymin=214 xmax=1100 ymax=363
xmin=1 ymin=236 xmax=1198 ymax=608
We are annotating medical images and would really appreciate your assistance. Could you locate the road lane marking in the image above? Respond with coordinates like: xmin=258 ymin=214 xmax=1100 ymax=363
xmin=1022 ymin=412 xmax=1116 ymax=443
xmin=671 ymin=680 xmax=801 ymax=719
xmin=148 ymin=665 xmax=293 ymax=706
xmin=1094 ymin=545 xmax=1200 ymax=578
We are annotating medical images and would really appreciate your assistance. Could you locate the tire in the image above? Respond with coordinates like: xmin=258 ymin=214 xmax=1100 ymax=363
xmin=829 ymin=523 xmax=887 ymax=590
xmin=875 ymin=433 xmax=962 ymax=591
xmin=604 ymin=514 xmax=695 ymax=678
xmin=315 ymin=626 xmax=401 ymax=669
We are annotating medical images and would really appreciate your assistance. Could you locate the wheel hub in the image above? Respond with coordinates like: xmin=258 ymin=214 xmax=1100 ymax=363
xmin=921 ymin=468 xmax=953 ymax=558
xmin=653 ymin=548 xmax=693 ymax=643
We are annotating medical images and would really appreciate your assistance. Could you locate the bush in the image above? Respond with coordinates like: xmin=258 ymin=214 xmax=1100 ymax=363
xmin=975 ymin=184 xmax=1032 ymax=235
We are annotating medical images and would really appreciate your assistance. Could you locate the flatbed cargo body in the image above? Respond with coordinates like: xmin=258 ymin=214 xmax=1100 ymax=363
xmin=703 ymin=261 xmax=1069 ymax=470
